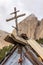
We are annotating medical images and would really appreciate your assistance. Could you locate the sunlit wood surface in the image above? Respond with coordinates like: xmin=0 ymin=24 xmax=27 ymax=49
xmin=27 ymin=39 xmax=43 ymax=60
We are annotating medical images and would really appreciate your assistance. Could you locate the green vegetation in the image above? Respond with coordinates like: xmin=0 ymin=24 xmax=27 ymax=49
xmin=36 ymin=38 xmax=43 ymax=44
xmin=0 ymin=45 xmax=13 ymax=61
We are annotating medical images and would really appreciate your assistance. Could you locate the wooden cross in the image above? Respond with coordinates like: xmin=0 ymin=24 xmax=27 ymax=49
xmin=6 ymin=7 xmax=26 ymax=35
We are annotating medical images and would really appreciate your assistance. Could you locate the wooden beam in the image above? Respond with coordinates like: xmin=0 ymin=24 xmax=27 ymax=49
xmin=27 ymin=39 xmax=43 ymax=60
xmin=11 ymin=34 xmax=27 ymax=45
xmin=24 ymin=52 xmax=37 ymax=65
xmin=24 ymin=46 xmax=43 ymax=65
xmin=6 ymin=13 xmax=26 ymax=22
xmin=6 ymin=17 xmax=14 ymax=22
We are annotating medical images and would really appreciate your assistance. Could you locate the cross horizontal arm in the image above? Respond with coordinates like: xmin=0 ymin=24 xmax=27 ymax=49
xmin=6 ymin=13 xmax=26 ymax=22
xmin=6 ymin=17 xmax=14 ymax=22
xmin=18 ymin=13 xmax=26 ymax=18
xmin=10 ymin=10 xmax=20 ymax=15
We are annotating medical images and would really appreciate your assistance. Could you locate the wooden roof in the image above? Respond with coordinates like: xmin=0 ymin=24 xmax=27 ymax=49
xmin=12 ymin=31 xmax=43 ymax=60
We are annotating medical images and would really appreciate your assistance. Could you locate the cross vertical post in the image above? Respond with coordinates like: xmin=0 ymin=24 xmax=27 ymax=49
xmin=14 ymin=7 xmax=18 ymax=35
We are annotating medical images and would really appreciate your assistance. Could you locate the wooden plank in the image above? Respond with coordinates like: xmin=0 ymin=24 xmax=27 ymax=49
xmin=27 ymin=39 xmax=43 ymax=60
xmin=24 ymin=46 xmax=43 ymax=65
xmin=11 ymin=34 xmax=27 ymax=45
xmin=12 ymin=29 xmax=28 ymax=45
xmin=24 ymin=53 xmax=37 ymax=65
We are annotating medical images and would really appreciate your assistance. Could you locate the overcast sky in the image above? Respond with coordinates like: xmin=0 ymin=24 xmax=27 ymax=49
xmin=0 ymin=0 xmax=43 ymax=33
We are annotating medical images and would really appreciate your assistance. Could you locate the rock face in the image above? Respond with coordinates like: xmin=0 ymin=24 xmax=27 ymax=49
xmin=0 ymin=30 xmax=12 ymax=49
xmin=0 ymin=30 xmax=10 ymax=40
xmin=18 ymin=14 xmax=38 ymax=39
xmin=12 ymin=14 xmax=43 ymax=39
xmin=36 ymin=19 xmax=43 ymax=39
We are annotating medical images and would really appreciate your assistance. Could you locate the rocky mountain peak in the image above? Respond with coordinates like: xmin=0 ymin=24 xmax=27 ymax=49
xmin=27 ymin=14 xmax=37 ymax=20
